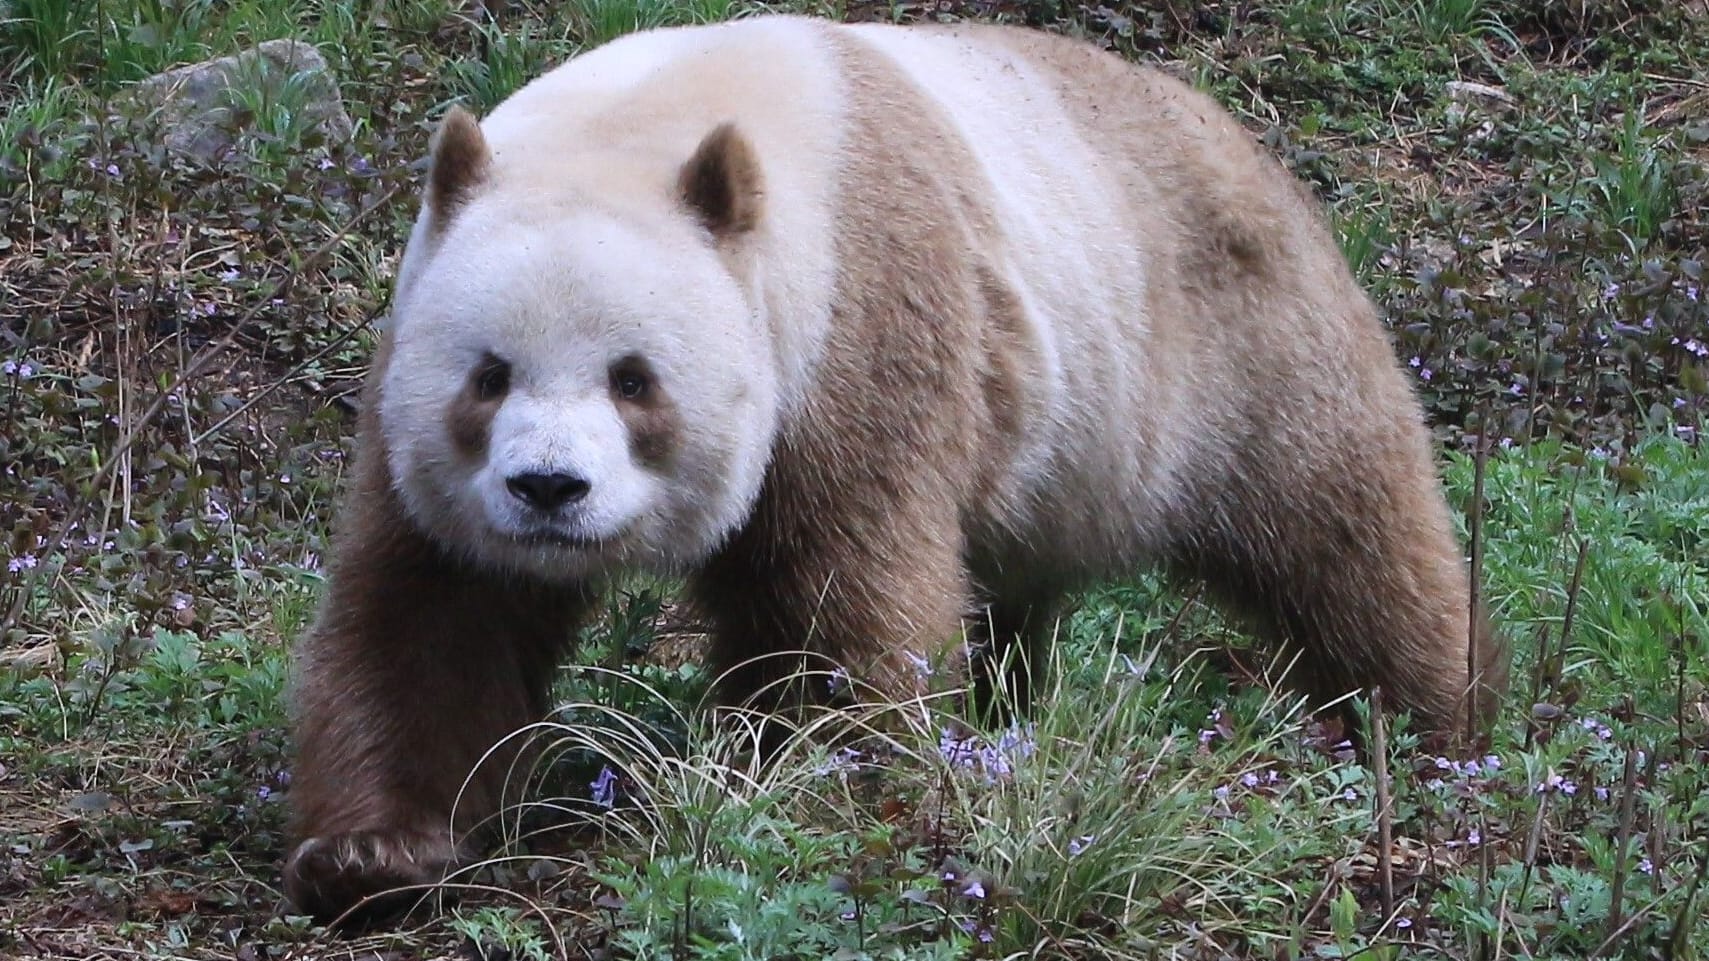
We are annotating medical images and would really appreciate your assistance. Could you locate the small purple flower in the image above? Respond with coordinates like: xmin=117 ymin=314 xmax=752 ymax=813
xmin=1679 ymin=426 xmax=1698 ymax=442
xmin=1396 ymin=916 xmax=1413 ymax=930
xmin=1435 ymin=756 xmax=1454 ymax=771
xmin=7 ymin=554 xmax=37 ymax=573
xmin=827 ymin=665 xmax=849 ymax=695
xmin=1419 ymin=367 xmax=1434 ymax=382
xmin=1241 ymin=771 xmax=1260 ymax=788
xmin=1198 ymin=728 xmax=1217 ymax=745
xmin=218 ymin=268 xmax=240 ymax=282
xmin=1213 ymin=784 xmax=1231 ymax=801
xmin=1068 ymin=834 xmax=1097 ymax=857
xmin=1 ymin=360 xmax=35 ymax=378
xmin=1639 ymin=858 xmax=1654 ymax=875
xmin=317 ymin=156 xmax=336 ymax=170
xmin=1342 ymin=787 xmax=1359 ymax=802
xmin=105 ymin=163 xmax=120 ymax=177
xmin=1595 ymin=786 xmax=1611 ymax=801
xmin=590 ymin=765 xmax=618 ymax=809
xmin=962 ymin=879 xmax=986 ymax=899
xmin=1602 ymin=282 xmax=1621 ymax=300
xmin=1409 ymin=356 xmax=1422 ymax=368
xmin=1686 ymin=285 xmax=1701 ymax=302
xmin=959 ymin=919 xmax=995 ymax=943
xmin=1536 ymin=772 xmax=1577 ymax=795
xmin=904 ymin=651 xmax=931 ymax=678
xmin=995 ymin=722 xmax=1036 ymax=761
xmin=257 ymin=785 xmax=272 ymax=801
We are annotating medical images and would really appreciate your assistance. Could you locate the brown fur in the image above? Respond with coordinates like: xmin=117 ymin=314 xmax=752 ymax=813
xmin=283 ymin=20 xmax=1507 ymax=928
xmin=427 ymin=105 xmax=491 ymax=225
xmin=678 ymin=122 xmax=764 ymax=237
xmin=282 ymin=333 xmax=593 ymax=926
xmin=613 ymin=358 xmax=683 ymax=470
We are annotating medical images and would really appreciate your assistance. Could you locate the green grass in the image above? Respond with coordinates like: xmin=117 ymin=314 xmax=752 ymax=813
xmin=2 ymin=0 xmax=1707 ymax=958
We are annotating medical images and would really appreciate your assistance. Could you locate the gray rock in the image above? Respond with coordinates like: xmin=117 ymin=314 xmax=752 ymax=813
xmin=128 ymin=39 xmax=353 ymax=162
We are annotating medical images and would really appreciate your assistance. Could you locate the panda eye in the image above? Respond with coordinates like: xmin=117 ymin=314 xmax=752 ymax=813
xmin=610 ymin=359 xmax=651 ymax=401
xmin=473 ymin=355 xmax=511 ymax=401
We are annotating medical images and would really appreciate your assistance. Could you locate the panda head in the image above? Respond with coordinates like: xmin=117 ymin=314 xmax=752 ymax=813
xmin=376 ymin=106 xmax=779 ymax=581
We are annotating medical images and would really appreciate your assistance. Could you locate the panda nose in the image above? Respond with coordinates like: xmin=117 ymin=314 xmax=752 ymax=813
xmin=505 ymin=472 xmax=591 ymax=511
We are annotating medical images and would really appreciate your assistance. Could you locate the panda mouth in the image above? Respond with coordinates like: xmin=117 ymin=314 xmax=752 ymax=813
xmin=503 ymin=524 xmax=621 ymax=551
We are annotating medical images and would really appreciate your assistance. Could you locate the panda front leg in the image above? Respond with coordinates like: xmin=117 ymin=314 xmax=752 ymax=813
xmin=281 ymin=477 xmax=589 ymax=929
xmin=690 ymin=482 xmax=974 ymax=722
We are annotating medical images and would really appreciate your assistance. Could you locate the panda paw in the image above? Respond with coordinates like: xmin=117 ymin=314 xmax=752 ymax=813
xmin=282 ymin=829 xmax=457 ymax=930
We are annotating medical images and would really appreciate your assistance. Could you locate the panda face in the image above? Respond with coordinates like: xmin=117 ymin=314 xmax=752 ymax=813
xmin=377 ymin=200 xmax=780 ymax=581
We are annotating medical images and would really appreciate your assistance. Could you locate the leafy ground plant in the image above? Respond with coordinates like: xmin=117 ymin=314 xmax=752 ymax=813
xmin=2 ymin=0 xmax=1707 ymax=958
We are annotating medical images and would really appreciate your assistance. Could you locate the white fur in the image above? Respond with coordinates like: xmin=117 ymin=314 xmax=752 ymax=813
xmin=379 ymin=15 xmax=1206 ymax=583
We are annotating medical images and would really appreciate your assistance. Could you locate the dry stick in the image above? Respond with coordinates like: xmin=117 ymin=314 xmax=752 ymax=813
xmin=1476 ymin=809 xmax=1493 ymax=961
xmin=1523 ymin=623 xmax=1552 ymax=753
xmin=1664 ymin=832 xmax=1709 ymax=961
xmin=1603 ymin=740 xmax=1642 ymax=953
xmin=1467 ymin=408 xmax=1489 ymax=742
xmin=1516 ymin=788 xmax=1551 ymax=917
xmin=1557 ymin=539 xmax=1590 ymax=685
xmin=0 ymin=181 xmax=404 ymax=635
xmin=1371 ymin=686 xmax=1394 ymax=922
xmin=1676 ymin=606 xmax=1690 ymax=764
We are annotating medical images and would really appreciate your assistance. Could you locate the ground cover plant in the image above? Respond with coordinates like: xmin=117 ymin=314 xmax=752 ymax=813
xmin=1 ymin=0 xmax=1706 ymax=957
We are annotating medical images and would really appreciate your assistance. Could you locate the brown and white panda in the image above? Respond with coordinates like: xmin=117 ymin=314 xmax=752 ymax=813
xmin=281 ymin=13 xmax=1507 ymax=926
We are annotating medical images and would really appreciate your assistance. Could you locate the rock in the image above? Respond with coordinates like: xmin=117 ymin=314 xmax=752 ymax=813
xmin=1444 ymin=80 xmax=1514 ymax=110
xmin=127 ymin=39 xmax=353 ymax=162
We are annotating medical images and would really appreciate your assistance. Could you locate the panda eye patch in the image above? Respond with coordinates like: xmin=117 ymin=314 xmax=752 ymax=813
xmin=610 ymin=357 xmax=653 ymax=401
xmin=472 ymin=354 xmax=512 ymax=401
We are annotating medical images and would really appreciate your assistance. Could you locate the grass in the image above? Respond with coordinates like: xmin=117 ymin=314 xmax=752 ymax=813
xmin=1 ymin=0 xmax=1706 ymax=958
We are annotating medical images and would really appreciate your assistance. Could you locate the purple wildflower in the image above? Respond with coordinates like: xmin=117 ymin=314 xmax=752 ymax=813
xmin=590 ymin=765 xmax=619 ymax=809
xmin=257 ymin=785 xmax=272 ymax=801
xmin=959 ymin=919 xmax=995 ymax=943
xmin=1241 ymin=771 xmax=1260 ymax=788
xmin=1068 ymin=834 xmax=1097 ymax=857
xmin=1396 ymin=916 xmax=1413 ymax=930
xmin=1602 ymin=282 xmax=1621 ymax=300
xmin=1639 ymin=858 xmax=1654 ymax=875
xmin=827 ymin=665 xmax=849 ymax=695
xmin=7 ymin=554 xmax=37 ymax=573
xmin=962 ymin=879 xmax=985 ymax=899
xmin=1342 ymin=787 xmax=1359 ymax=802
xmin=1687 ymin=285 xmax=1701 ymax=302
xmin=904 ymin=651 xmax=931 ymax=678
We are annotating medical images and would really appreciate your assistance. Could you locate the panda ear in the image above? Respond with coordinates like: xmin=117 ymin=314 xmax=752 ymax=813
xmin=427 ymin=104 xmax=491 ymax=227
xmin=678 ymin=122 xmax=763 ymax=238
